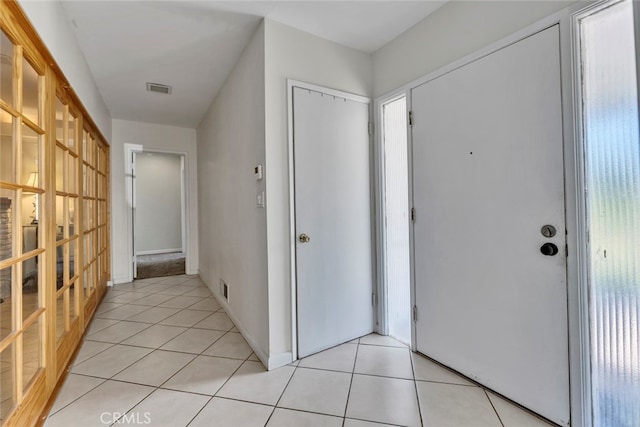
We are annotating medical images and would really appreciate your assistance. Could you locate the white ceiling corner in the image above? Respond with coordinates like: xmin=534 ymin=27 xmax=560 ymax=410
xmin=60 ymin=1 xmax=446 ymax=128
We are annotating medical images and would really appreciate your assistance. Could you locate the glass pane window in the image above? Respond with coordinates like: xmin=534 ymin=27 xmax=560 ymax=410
xmin=579 ymin=1 xmax=640 ymax=425
xmin=20 ymin=123 xmax=39 ymax=187
xmin=21 ymin=256 xmax=40 ymax=322
xmin=0 ymin=109 xmax=14 ymax=183
xmin=22 ymin=58 xmax=40 ymax=125
xmin=55 ymin=98 xmax=64 ymax=143
xmin=0 ymin=265 xmax=13 ymax=341
xmin=68 ymin=153 xmax=77 ymax=195
xmin=67 ymin=113 xmax=75 ymax=151
xmin=22 ymin=316 xmax=42 ymax=392
xmin=55 ymin=146 xmax=64 ymax=192
xmin=55 ymin=292 xmax=64 ymax=341
xmin=0 ymin=30 xmax=14 ymax=107
xmin=0 ymin=342 xmax=15 ymax=421
xmin=56 ymin=196 xmax=64 ymax=241
xmin=0 ymin=192 xmax=14 ymax=262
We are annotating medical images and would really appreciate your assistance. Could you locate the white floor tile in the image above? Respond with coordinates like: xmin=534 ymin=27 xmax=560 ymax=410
xmin=71 ymin=345 xmax=153 ymax=379
xmin=189 ymin=397 xmax=273 ymax=427
xmin=354 ymin=345 xmax=413 ymax=379
xmin=160 ymin=328 xmax=225 ymax=354
xmin=188 ymin=298 xmax=221 ymax=312
xmin=154 ymin=286 xmax=193 ymax=296
xmin=358 ymin=334 xmax=406 ymax=348
xmin=267 ymin=408 xmax=343 ymax=427
xmin=487 ymin=392 xmax=554 ymax=426
xmin=72 ymin=340 xmax=113 ymax=365
xmin=159 ymin=309 xmax=211 ymax=327
xmin=95 ymin=302 xmax=124 ymax=315
xmin=278 ymin=367 xmax=351 ymax=417
xmin=49 ymin=374 xmax=105 ymax=414
xmin=118 ymin=389 xmax=209 ymax=426
xmin=121 ymin=324 xmax=187 ymax=349
xmin=182 ymin=287 xmax=212 ymax=297
xmin=128 ymin=293 xmax=174 ymax=307
xmin=113 ymin=350 xmax=196 ymax=386
xmin=202 ymin=332 xmax=252 ymax=359
xmin=126 ymin=306 xmax=181 ymax=323
xmin=416 ymin=381 xmax=502 ymax=427
xmin=44 ymin=380 xmax=154 ymax=427
xmin=192 ymin=312 xmax=234 ymax=331
xmin=343 ymin=419 xmax=397 ymax=427
xmin=161 ymin=355 xmax=241 ymax=395
xmin=346 ymin=374 xmax=421 ymax=427
xmin=158 ymin=295 xmax=203 ymax=309
xmin=217 ymin=361 xmax=295 ymax=405
xmin=299 ymin=343 xmax=357 ymax=373
xmin=85 ymin=318 xmax=120 ymax=335
xmin=95 ymin=304 xmax=151 ymax=321
xmin=411 ymin=352 xmax=475 ymax=386
xmin=85 ymin=321 xmax=152 ymax=344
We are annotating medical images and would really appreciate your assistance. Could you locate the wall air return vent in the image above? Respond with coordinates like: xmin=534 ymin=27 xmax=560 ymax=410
xmin=146 ymin=82 xmax=172 ymax=95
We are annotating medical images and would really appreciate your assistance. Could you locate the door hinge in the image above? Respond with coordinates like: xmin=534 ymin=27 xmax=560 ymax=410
xmin=408 ymin=111 xmax=414 ymax=126
xmin=368 ymin=122 xmax=373 ymax=136
xmin=411 ymin=208 xmax=416 ymax=223
xmin=565 ymin=244 xmax=568 ymax=257
xmin=372 ymin=293 xmax=377 ymax=306
xmin=412 ymin=305 xmax=417 ymax=322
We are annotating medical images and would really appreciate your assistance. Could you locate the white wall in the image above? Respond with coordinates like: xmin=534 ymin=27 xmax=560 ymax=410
xmin=373 ymin=1 xmax=576 ymax=97
xmin=264 ymin=20 xmax=373 ymax=363
xmin=135 ymin=152 xmax=182 ymax=254
xmin=111 ymin=119 xmax=197 ymax=283
xmin=197 ymin=23 xmax=269 ymax=361
xmin=18 ymin=0 xmax=112 ymax=141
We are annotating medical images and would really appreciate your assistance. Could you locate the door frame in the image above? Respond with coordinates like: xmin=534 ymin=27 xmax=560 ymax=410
xmin=373 ymin=3 xmax=593 ymax=425
xmin=372 ymin=90 xmax=414 ymax=345
xmin=124 ymin=144 xmax=189 ymax=283
xmin=287 ymin=79 xmax=374 ymax=360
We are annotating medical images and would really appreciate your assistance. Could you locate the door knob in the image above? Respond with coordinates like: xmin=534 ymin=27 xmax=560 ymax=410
xmin=540 ymin=242 xmax=559 ymax=256
xmin=299 ymin=233 xmax=311 ymax=243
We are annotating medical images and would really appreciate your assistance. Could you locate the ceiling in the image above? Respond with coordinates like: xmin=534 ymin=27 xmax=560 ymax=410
xmin=61 ymin=1 xmax=446 ymax=128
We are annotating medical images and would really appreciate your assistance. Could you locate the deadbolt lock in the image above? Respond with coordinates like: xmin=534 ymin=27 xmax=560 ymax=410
xmin=540 ymin=225 xmax=557 ymax=238
xmin=299 ymin=233 xmax=311 ymax=243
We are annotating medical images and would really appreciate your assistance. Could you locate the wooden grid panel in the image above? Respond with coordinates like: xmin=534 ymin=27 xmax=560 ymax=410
xmin=0 ymin=2 xmax=112 ymax=425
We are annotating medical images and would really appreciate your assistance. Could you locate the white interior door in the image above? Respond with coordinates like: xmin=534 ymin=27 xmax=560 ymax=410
xmin=131 ymin=151 xmax=138 ymax=279
xmin=293 ymin=86 xmax=374 ymax=358
xmin=411 ymin=26 xmax=569 ymax=425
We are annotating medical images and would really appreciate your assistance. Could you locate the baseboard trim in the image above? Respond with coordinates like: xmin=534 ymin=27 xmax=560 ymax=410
xmin=136 ymin=248 xmax=183 ymax=256
xmin=113 ymin=275 xmax=132 ymax=285
xmin=201 ymin=278 xmax=293 ymax=371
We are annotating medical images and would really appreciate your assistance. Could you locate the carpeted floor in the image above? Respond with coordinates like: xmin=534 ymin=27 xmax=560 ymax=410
xmin=136 ymin=252 xmax=185 ymax=279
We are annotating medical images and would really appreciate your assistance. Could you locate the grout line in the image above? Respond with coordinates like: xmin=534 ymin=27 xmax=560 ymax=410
xmin=485 ymin=389 xmax=506 ymax=427
xmin=341 ymin=339 xmax=361 ymax=419
xmin=46 ymin=374 xmax=106 ymax=417
xmin=409 ymin=345 xmax=425 ymax=427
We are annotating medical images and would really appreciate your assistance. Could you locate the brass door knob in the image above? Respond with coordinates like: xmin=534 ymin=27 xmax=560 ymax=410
xmin=299 ymin=233 xmax=311 ymax=243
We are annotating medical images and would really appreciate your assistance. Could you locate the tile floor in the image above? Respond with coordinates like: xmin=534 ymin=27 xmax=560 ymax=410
xmin=45 ymin=275 xmax=554 ymax=427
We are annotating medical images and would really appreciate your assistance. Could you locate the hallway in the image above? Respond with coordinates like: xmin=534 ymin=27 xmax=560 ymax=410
xmin=44 ymin=276 xmax=551 ymax=426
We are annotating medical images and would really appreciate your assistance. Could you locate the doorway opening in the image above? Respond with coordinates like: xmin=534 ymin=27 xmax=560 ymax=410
xmin=380 ymin=95 xmax=411 ymax=346
xmin=133 ymin=151 xmax=186 ymax=279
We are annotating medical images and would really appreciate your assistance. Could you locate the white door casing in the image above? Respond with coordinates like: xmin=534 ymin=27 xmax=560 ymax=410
xmin=411 ymin=25 xmax=569 ymax=425
xmin=293 ymin=85 xmax=374 ymax=358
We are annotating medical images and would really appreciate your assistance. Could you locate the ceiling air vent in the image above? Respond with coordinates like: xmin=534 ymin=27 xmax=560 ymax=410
xmin=146 ymin=82 xmax=172 ymax=95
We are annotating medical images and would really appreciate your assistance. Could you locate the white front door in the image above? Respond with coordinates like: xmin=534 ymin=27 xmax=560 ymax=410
xmin=411 ymin=26 xmax=569 ymax=425
xmin=293 ymin=86 xmax=374 ymax=358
